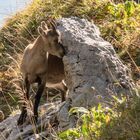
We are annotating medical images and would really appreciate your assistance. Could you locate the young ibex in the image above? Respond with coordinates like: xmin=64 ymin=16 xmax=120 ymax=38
xmin=17 ymin=20 xmax=67 ymax=125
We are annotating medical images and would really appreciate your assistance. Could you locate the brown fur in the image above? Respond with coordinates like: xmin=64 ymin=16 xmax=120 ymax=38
xmin=18 ymin=20 xmax=67 ymax=125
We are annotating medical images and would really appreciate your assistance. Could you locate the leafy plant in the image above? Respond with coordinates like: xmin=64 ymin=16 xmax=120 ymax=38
xmin=59 ymin=94 xmax=140 ymax=140
xmin=59 ymin=104 xmax=116 ymax=140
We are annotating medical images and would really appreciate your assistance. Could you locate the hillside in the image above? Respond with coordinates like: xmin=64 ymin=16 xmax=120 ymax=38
xmin=0 ymin=0 xmax=140 ymax=139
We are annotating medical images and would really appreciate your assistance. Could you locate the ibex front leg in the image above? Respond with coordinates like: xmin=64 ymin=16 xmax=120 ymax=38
xmin=33 ymin=77 xmax=45 ymax=123
xmin=18 ymin=77 xmax=30 ymax=125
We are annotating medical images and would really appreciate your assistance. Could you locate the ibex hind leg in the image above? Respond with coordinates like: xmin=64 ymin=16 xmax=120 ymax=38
xmin=54 ymin=81 xmax=67 ymax=102
xmin=17 ymin=77 xmax=30 ymax=125
xmin=60 ymin=82 xmax=67 ymax=102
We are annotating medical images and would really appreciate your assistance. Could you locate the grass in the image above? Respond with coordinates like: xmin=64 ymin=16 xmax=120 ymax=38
xmin=0 ymin=0 xmax=140 ymax=139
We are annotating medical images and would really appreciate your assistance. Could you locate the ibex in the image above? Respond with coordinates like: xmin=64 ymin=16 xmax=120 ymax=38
xmin=17 ymin=20 xmax=67 ymax=125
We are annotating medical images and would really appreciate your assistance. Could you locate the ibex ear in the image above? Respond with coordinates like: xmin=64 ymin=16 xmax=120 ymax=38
xmin=41 ymin=21 xmax=48 ymax=30
xmin=38 ymin=26 xmax=45 ymax=36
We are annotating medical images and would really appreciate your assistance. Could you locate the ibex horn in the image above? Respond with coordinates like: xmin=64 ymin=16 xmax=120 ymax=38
xmin=50 ymin=19 xmax=57 ymax=30
xmin=41 ymin=21 xmax=48 ymax=30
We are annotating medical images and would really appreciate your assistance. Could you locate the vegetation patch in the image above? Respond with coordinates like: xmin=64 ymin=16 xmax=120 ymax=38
xmin=59 ymin=94 xmax=140 ymax=140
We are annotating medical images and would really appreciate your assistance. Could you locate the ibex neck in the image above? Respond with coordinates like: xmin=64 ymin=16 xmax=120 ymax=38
xmin=33 ymin=35 xmax=44 ymax=46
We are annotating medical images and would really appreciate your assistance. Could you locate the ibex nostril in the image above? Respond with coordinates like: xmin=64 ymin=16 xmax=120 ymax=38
xmin=63 ymin=49 xmax=66 ymax=55
xmin=62 ymin=51 xmax=65 ymax=56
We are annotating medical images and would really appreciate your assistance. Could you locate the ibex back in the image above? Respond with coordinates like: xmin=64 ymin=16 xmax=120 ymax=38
xmin=17 ymin=20 xmax=67 ymax=125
